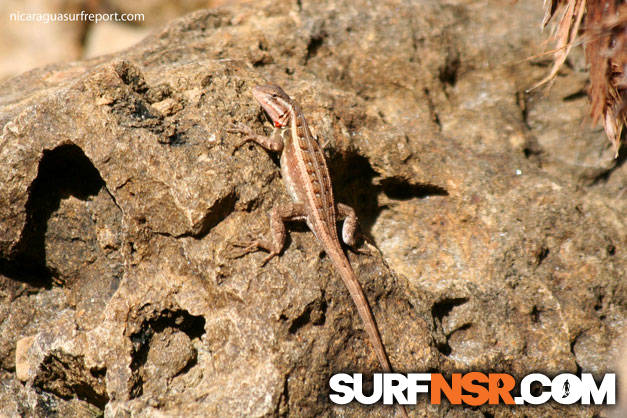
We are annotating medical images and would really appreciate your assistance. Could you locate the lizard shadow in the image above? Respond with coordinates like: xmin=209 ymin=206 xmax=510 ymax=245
xmin=328 ymin=151 xmax=448 ymax=242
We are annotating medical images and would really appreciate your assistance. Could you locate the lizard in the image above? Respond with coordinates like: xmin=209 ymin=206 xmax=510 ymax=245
xmin=228 ymin=84 xmax=408 ymax=417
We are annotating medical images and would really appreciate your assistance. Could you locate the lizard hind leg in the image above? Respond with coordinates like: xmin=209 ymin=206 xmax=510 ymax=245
xmin=337 ymin=203 xmax=359 ymax=247
xmin=235 ymin=202 xmax=306 ymax=266
xmin=337 ymin=203 xmax=374 ymax=255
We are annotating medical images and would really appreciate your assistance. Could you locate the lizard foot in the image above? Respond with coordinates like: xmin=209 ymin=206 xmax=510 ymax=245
xmin=344 ymin=232 xmax=375 ymax=256
xmin=231 ymin=240 xmax=279 ymax=266
xmin=226 ymin=122 xmax=255 ymax=135
xmin=226 ymin=123 xmax=256 ymax=154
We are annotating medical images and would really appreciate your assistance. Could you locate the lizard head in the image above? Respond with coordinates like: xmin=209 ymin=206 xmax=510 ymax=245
xmin=252 ymin=84 xmax=293 ymax=128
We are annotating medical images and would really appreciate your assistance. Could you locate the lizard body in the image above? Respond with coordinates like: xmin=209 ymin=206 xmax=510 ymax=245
xmin=229 ymin=85 xmax=407 ymax=417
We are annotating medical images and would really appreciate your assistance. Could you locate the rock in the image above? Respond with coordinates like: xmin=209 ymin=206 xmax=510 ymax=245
xmin=0 ymin=0 xmax=624 ymax=416
xmin=15 ymin=335 xmax=35 ymax=382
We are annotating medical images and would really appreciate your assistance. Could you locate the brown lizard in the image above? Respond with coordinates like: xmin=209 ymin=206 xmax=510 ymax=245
xmin=228 ymin=85 xmax=408 ymax=417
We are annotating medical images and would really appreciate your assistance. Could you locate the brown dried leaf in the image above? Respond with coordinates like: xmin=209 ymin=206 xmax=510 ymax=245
xmin=543 ymin=0 xmax=562 ymax=28
xmin=599 ymin=3 xmax=627 ymax=156
xmin=537 ymin=0 xmax=626 ymax=157
xmin=585 ymin=0 xmax=613 ymax=125
xmin=531 ymin=0 xmax=586 ymax=91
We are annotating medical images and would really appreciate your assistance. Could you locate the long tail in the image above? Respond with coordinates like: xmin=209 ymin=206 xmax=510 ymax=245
xmin=326 ymin=245 xmax=409 ymax=417
xmin=327 ymin=246 xmax=392 ymax=372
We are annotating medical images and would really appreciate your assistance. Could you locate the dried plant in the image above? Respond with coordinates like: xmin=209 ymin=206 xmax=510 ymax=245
xmin=536 ymin=0 xmax=626 ymax=157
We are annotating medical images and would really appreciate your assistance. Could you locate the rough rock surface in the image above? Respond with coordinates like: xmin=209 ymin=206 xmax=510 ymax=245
xmin=0 ymin=0 xmax=624 ymax=416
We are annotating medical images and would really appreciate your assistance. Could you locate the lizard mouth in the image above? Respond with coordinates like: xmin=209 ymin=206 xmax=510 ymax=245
xmin=260 ymin=107 xmax=287 ymax=128
xmin=259 ymin=108 xmax=281 ymax=127
xmin=259 ymin=104 xmax=285 ymax=127
xmin=252 ymin=85 xmax=290 ymax=127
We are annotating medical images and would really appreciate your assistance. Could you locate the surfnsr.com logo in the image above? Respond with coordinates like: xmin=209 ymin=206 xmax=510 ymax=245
xmin=329 ymin=372 xmax=616 ymax=406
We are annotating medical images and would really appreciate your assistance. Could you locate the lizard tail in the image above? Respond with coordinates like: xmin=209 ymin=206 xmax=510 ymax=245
xmin=327 ymin=247 xmax=393 ymax=372
xmin=327 ymin=247 xmax=409 ymax=417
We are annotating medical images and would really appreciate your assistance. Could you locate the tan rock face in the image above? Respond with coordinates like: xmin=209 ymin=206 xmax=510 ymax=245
xmin=0 ymin=0 xmax=624 ymax=416
xmin=15 ymin=336 xmax=35 ymax=382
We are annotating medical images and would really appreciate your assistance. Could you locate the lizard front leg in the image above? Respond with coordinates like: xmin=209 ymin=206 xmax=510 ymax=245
xmin=235 ymin=202 xmax=306 ymax=265
xmin=227 ymin=123 xmax=283 ymax=153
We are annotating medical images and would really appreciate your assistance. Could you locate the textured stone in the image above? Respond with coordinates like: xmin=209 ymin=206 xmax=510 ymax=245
xmin=0 ymin=0 xmax=624 ymax=416
xmin=15 ymin=335 xmax=35 ymax=382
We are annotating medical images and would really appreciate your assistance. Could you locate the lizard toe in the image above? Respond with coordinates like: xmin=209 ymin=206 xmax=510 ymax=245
xmin=260 ymin=251 xmax=279 ymax=266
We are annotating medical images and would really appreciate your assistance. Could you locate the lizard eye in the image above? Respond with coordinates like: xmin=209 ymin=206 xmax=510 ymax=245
xmin=271 ymin=93 xmax=278 ymax=98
